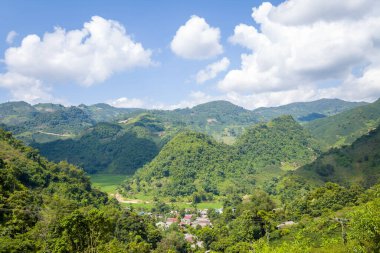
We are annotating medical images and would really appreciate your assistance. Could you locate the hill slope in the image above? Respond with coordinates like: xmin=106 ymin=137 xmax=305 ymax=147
xmin=296 ymin=124 xmax=380 ymax=187
xmin=125 ymin=116 xmax=320 ymax=197
xmin=32 ymin=114 xmax=175 ymax=174
xmin=235 ymin=115 xmax=320 ymax=170
xmin=0 ymin=128 xmax=162 ymax=252
xmin=305 ymin=98 xmax=380 ymax=147
xmin=131 ymin=131 xmax=234 ymax=196
xmin=0 ymin=128 xmax=107 ymax=249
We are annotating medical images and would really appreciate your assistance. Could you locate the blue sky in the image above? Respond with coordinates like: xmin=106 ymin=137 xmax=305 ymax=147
xmin=0 ymin=0 xmax=379 ymax=109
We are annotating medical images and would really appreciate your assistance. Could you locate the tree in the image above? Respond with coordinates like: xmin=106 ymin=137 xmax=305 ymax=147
xmin=348 ymin=199 xmax=380 ymax=252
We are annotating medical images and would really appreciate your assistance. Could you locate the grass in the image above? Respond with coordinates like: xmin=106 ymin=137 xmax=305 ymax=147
xmin=89 ymin=174 xmax=223 ymax=211
xmin=89 ymin=174 xmax=129 ymax=194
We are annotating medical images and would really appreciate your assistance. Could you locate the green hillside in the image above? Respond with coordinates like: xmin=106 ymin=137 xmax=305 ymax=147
xmin=130 ymin=131 xmax=233 ymax=197
xmin=253 ymin=98 xmax=367 ymax=122
xmin=235 ymin=115 xmax=320 ymax=170
xmin=146 ymin=100 xmax=259 ymax=142
xmin=0 ymin=102 xmax=142 ymax=144
xmin=296 ymin=124 xmax=380 ymax=188
xmin=305 ymin=98 xmax=380 ymax=148
xmin=1 ymin=104 xmax=95 ymax=143
xmin=124 ymin=116 xmax=320 ymax=198
xmin=0 ymin=128 xmax=164 ymax=252
xmin=32 ymin=115 xmax=173 ymax=174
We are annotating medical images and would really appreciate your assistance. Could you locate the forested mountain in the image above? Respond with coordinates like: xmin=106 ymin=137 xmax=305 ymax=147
xmin=252 ymin=98 xmax=367 ymax=122
xmin=124 ymin=116 xmax=320 ymax=197
xmin=0 ymin=98 xmax=365 ymax=146
xmin=235 ymin=115 xmax=319 ymax=170
xmin=131 ymin=131 xmax=233 ymax=196
xmin=33 ymin=114 xmax=176 ymax=174
xmin=0 ymin=102 xmax=142 ymax=144
xmin=0 ymin=102 xmax=95 ymax=143
xmin=305 ymin=98 xmax=380 ymax=148
xmin=78 ymin=103 xmax=144 ymax=122
xmin=296 ymin=124 xmax=380 ymax=188
xmin=0 ymin=128 xmax=162 ymax=252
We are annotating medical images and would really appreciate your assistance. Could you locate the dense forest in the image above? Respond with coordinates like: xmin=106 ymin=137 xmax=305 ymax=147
xmin=33 ymin=117 xmax=168 ymax=174
xmin=123 ymin=116 xmax=320 ymax=198
xmin=0 ymin=129 xmax=162 ymax=252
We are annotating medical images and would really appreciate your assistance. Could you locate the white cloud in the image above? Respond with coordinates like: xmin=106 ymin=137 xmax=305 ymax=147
xmin=171 ymin=15 xmax=223 ymax=60
xmin=268 ymin=0 xmax=380 ymax=25
xmin=0 ymin=16 xmax=152 ymax=103
xmin=0 ymin=72 xmax=53 ymax=102
xmin=107 ymin=97 xmax=145 ymax=108
xmin=196 ymin=57 xmax=230 ymax=83
xmin=219 ymin=0 xmax=380 ymax=104
xmin=6 ymin=31 xmax=18 ymax=44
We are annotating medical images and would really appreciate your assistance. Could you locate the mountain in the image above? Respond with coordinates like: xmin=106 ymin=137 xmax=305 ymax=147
xmin=32 ymin=114 xmax=177 ymax=174
xmin=125 ymin=116 xmax=320 ymax=197
xmin=235 ymin=115 xmax=320 ymax=170
xmin=305 ymin=98 xmax=380 ymax=148
xmin=146 ymin=100 xmax=259 ymax=143
xmin=191 ymin=100 xmax=248 ymax=115
xmin=131 ymin=131 xmax=233 ymax=197
xmin=0 ymin=101 xmax=37 ymax=125
xmin=296 ymin=124 xmax=380 ymax=188
xmin=0 ymin=102 xmax=95 ymax=143
xmin=0 ymin=102 xmax=143 ymax=144
xmin=253 ymin=98 xmax=367 ymax=122
xmin=78 ymin=103 xmax=144 ymax=122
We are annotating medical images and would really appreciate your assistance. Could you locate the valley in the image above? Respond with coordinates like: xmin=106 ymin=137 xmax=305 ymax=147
xmin=1 ymin=1 xmax=380 ymax=252
xmin=1 ymin=98 xmax=380 ymax=252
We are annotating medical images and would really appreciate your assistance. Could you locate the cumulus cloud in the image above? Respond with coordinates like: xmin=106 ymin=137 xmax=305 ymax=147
xmin=6 ymin=31 xmax=18 ymax=44
xmin=0 ymin=16 xmax=152 ymax=103
xmin=107 ymin=97 xmax=145 ymax=108
xmin=171 ymin=15 xmax=223 ymax=60
xmin=0 ymin=72 xmax=53 ymax=102
xmin=196 ymin=57 xmax=230 ymax=83
xmin=219 ymin=0 xmax=380 ymax=105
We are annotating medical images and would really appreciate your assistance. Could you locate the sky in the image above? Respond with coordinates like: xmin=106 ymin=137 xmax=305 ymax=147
xmin=0 ymin=0 xmax=380 ymax=109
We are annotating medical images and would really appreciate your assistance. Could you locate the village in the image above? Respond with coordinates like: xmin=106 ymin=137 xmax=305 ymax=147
xmin=135 ymin=207 xmax=222 ymax=249
xmin=133 ymin=206 xmax=297 ymax=250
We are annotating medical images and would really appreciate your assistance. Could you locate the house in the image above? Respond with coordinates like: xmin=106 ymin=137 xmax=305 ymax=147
xmin=192 ymin=217 xmax=212 ymax=228
xmin=182 ymin=214 xmax=193 ymax=225
xmin=166 ymin=217 xmax=178 ymax=227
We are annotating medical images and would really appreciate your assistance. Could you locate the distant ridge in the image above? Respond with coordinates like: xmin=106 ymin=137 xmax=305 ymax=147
xmin=305 ymin=98 xmax=380 ymax=148
xmin=252 ymin=98 xmax=368 ymax=122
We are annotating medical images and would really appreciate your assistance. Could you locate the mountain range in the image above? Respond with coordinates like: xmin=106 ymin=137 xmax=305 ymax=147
xmin=1 ymin=98 xmax=377 ymax=176
xmin=1 ymin=97 xmax=380 ymax=252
